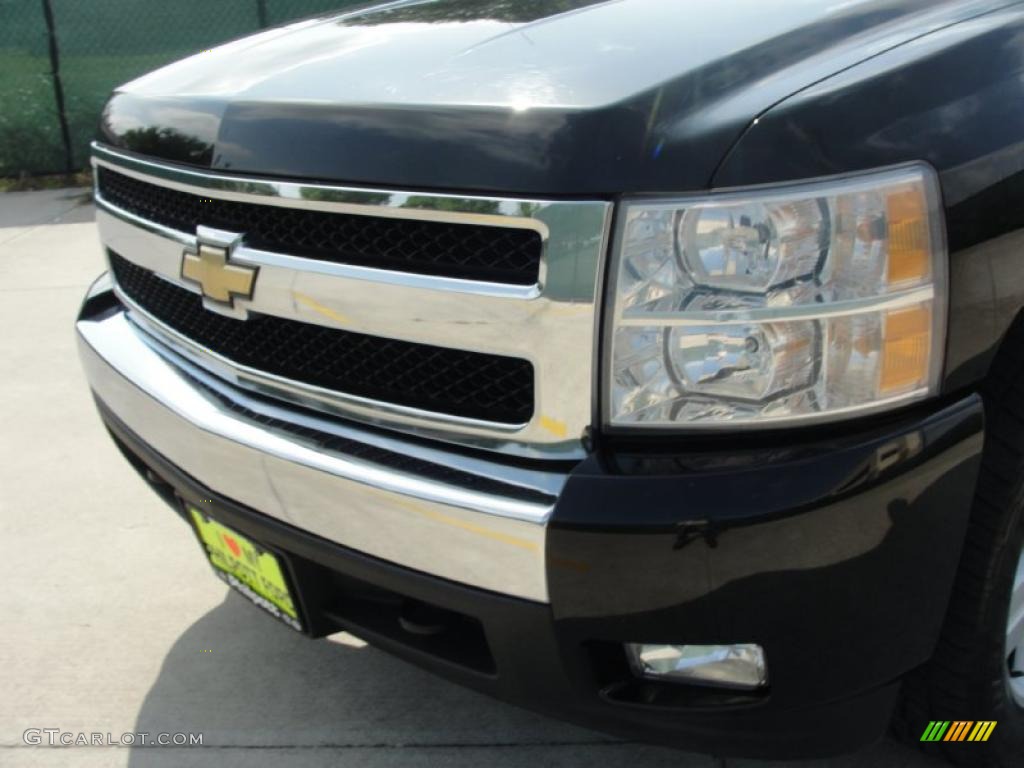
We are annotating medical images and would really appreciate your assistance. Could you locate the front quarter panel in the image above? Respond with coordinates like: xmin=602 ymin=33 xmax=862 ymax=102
xmin=711 ymin=3 xmax=1024 ymax=394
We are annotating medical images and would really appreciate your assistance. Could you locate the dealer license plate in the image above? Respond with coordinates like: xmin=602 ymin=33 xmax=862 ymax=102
xmin=189 ymin=507 xmax=303 ymax=632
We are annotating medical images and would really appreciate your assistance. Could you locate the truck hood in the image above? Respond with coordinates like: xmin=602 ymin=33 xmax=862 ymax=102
xmin=100 ymin=0 xmax=1004 ymax=195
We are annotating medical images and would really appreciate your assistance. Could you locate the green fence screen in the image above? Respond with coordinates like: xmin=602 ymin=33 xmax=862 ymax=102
xmin=1 ymin=0 xmax=364 ymax=176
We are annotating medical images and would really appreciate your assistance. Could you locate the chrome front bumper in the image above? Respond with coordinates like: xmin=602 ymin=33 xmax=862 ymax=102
xmin=77 ymin=276 xmax=563 ymax=602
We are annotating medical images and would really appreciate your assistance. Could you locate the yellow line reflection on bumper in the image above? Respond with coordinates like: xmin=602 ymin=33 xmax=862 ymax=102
xmin=293 ymin=292 xmax=351 ymax=326
xmin=390 ymin=496 xmax=540 ymax=553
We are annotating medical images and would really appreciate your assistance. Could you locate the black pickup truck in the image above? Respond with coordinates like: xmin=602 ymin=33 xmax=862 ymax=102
xmin=77 ymin=0 xmax=1024 ymax=763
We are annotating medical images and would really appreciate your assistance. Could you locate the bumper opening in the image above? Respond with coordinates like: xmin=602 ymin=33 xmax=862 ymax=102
xmin=320 ymin=574 xmax=495 ymax=675
xmin=587 ymin=641 xmax=769 ymax=709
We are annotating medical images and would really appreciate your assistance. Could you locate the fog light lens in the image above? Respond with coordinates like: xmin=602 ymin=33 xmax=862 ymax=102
xmin=626 ymin=643 xmax=767 ymax=689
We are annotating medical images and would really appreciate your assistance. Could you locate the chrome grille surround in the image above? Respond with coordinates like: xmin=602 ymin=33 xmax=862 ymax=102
xmin=91 ymin=143 xmax=612 ymax=459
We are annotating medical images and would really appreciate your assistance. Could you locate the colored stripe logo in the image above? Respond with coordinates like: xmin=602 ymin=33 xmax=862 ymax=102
xmin=920 ymin=721 xmax=997 ymax=742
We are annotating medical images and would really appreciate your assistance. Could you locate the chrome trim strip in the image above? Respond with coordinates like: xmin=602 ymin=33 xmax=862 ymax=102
xmin=95 ymin=195 xmax=542 ymax=301
xmin=619 ymin=287 xmax=936 ymax=325
xmin=92 ymin=143 xmax=552 ymax=235
xmin=91 ymin=143 xmax=612 ymax=459
xmin=96 ymin=194 xmax=194 ymax=246
xmin=77 ymin=303 xmax=554 ymax=602
xmin=241 ymin=246 xmax=543 ymax=301
xmin=161 ymin=341 xmax=568 ymax=500
xmin=120 ymin=292 xmax=532 ymax=438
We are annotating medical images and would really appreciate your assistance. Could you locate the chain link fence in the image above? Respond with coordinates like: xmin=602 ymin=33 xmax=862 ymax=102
xmin=1 ymin=0 xmax=364 ymax=177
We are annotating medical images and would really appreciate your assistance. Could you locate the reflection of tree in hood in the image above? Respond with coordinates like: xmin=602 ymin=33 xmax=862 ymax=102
xmin=405 ymin=196 xmax=500 ymax=215
xmin=301 ymin=187 xmax=391 ymax=206
xmin=119 ymin=126 xmax=212 ymax=165
xmin=346 ymin=0 xmax=609 ymax=26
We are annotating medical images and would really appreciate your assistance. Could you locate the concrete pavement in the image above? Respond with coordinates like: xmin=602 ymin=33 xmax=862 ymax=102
xmin=0 ymin=189 xmax=943 ymax=767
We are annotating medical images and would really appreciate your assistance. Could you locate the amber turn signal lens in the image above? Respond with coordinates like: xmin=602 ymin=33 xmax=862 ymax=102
xmin=887 ymin=188 xmax=932 ymax=286
xmin=881 ymin=305 xmax=932 ymax=395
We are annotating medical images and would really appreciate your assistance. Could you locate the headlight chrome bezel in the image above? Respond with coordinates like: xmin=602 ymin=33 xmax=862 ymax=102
xmin=602 ymin=163 xmax=948 ymax=432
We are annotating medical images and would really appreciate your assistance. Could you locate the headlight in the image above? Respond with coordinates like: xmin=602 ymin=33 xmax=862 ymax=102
xmin=605 ymin=165 xmax=946 ymax=429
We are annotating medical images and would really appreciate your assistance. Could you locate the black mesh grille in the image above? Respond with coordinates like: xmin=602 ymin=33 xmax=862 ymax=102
xmin=97 ymin=167 xmax=542 ymax=285
xmin=109 ymin=252 xmax=535 ymax=424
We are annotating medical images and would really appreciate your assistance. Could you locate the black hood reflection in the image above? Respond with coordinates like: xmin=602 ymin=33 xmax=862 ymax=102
xmin=98 ymin=0 xmax=982 ymax=195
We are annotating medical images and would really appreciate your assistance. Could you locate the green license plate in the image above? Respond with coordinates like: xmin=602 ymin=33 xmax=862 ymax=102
xmin=189 ymin=507 xmax=302 ymax=632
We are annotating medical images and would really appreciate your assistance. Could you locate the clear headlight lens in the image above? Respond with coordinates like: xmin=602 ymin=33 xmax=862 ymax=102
xmin=606 ymin=165 xmax=946 ymax=428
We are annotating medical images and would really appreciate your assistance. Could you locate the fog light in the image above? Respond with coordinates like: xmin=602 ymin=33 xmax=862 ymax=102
xmin=626 ymin=643 xmax=767 ymax=689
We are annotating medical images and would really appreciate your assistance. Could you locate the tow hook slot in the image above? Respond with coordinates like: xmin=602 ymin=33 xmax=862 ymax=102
xmin=399 ymin=599 xmax=452 ymax=636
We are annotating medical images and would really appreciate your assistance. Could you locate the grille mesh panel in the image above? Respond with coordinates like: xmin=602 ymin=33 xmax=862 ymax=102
xmin=97 ymin=168 xmax=543 ymax=285
xmin=109 ymin=252 xmax=535 ymax=424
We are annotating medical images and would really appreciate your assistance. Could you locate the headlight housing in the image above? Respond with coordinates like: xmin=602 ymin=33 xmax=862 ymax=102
xmin=605 ymin=165 xmax=946 ymax=429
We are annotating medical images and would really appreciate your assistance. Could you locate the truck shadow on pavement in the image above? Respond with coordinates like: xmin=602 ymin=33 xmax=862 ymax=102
xmin=127 ymin=591 xmax=940 ymax=768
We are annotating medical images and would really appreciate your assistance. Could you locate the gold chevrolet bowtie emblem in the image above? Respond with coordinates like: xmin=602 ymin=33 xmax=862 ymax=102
xmin=181 ymin=243 xmax=258 ymax=306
